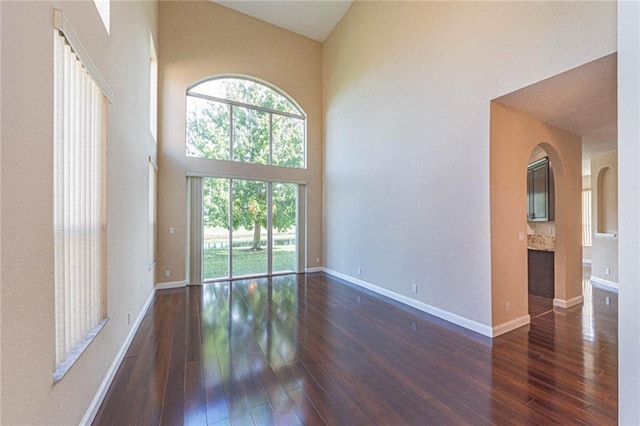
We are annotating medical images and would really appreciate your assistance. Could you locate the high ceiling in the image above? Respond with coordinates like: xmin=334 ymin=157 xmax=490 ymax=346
xmin=211 ymin=2 xmax=616 ymax=175
xmin=495 ymin=54 xmax=617 ymax=175
xmin=211 ymin=0 xmax=353 ymax=42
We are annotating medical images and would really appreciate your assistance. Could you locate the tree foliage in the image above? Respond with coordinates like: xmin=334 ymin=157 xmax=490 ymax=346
xmin=190 ymin=78 xmax=301 ymax=249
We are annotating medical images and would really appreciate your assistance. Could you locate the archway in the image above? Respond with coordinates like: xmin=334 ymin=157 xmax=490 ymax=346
xmin=526 ymin=145 xmax=556 ymax=318
xmin=490 ymin=102 xmax=583 ymax=336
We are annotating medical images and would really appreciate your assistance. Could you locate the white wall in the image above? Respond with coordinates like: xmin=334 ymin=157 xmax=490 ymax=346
xmin=323 ymin=1 xmax=615 ymax=329
xmin=0 ymin=1 xmax=157 ymax=423
xmin=618 ymin=1 xmax=640 ymax=423
xmin=0 ymin=0 xmax=3 ymax=420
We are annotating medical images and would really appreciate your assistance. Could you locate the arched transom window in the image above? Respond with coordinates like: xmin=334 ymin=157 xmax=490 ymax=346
xmin=186 ymin=77 xmax=306 ymax=168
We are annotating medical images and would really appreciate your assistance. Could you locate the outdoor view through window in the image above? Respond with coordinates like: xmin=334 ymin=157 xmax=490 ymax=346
xmin=186 ymin=77 xmax=304 ymax=280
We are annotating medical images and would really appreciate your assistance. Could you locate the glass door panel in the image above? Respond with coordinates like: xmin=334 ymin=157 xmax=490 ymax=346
xmin=203 ymin=177 xmax=230 ymax=280
xmin=272 ymin=182 xmax=297 ymax=273
xmin=232 ymin=179 xmax=267 ymax=277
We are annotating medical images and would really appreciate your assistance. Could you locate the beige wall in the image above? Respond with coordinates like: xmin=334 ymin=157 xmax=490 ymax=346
xmin=490 ymin=103 xmax=582 ymax=328
xmin=1 ymin=1 xmax=157 ymax=423
xmin=323 ymin=1 xmax=615 ymax=332
xmin=591 ymin=151 xmax=618 ymax=284
xmin=157 ymin=1 xmax=323 ymax=283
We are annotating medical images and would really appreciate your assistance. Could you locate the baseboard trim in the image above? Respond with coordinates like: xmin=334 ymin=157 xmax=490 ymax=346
xmin=554 ymin=295 xmax=584 ymax=308
xmin=492 ymin=315 xmax=530 ymax=337
xmin=590 ymin=276 xmax=619 ymax=291
xmin=155 ymin=280 xmax=186 ymax=290
xmin=322 ymin=268 xmax=493 ymax=338
xmin=80 ymin=287 xmax=156 ymax=425
xmin=305 ymin=267 xmax=324 ymax=273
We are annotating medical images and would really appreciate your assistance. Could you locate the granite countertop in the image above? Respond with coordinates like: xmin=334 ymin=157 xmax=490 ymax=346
xmin=527 ymin=234 xmax=555 ymax=252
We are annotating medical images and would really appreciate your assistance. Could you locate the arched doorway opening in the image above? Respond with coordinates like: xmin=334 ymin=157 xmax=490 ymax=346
xmin=490 ymin=103 xmax=583 ymax=336
xmin=526 ymin=145 xmax=557 ymax=318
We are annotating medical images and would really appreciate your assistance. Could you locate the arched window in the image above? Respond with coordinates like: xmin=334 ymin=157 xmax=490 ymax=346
xmin=186 ymin=76 xmax=306 ymax=168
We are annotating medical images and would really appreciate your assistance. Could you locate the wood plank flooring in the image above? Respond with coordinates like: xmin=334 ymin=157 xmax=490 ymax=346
xmin=93 ymin=273 xmax=617 ymax=425
xmin=528 ymin=294 xmax=553 ymax=319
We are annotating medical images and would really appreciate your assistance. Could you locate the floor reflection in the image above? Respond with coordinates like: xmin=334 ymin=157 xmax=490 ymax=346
xmin=492 ymin=264 xmax=618 ymax=424
xmin=94 ymin=272 xmax=617 ymax=425
xmin=200 ymin=276 xmax=301 ymax=423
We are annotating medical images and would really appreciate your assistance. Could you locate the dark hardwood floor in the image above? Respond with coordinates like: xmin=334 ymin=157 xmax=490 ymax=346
xmin=528 ymin=294 xmax=554 ymax=319
xmin=93 ymin=272 xmax=617 ymax=425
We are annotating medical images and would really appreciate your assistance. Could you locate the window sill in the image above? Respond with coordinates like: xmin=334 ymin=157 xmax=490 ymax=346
xmin=53 ymin=317 xmax=109 ymax=384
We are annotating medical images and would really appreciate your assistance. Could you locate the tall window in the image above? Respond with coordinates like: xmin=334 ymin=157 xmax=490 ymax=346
xmin=582 ymin=189 xmax=592 ymax=247
xmin=186 ymin=77 xmax=306 ymax=168
xmin=53 ymin=21 xmax=108 ymax=381
xmin=149 ymin=33 xmax=158 ymax=142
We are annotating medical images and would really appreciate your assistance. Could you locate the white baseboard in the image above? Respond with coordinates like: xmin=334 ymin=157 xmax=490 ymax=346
xmin=554 ymin=294 xmax=584 ymax=308
xmin=80 ymin=287 xmax=156 ymax=425
xmin=590 ymin=276 xmax=619 ymax=291
xmin=322 ymin=268 xmax=494 ymax=338
xmin=155 ymin=280 xmax=186 ymax=290
xmin=304 ymin=267 xmax=323 ymax=273
xmin=492 ymin=314 xmax=531 ymax=337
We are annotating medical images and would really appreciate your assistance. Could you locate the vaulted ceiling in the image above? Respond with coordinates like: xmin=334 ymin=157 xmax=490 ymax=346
xmin=212 ymin=1 xmax=616 ymax=175
xmin=211 ymin=0 xmax=353 ymax=42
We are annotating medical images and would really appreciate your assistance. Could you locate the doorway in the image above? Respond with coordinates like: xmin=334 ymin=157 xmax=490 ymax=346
xmin=526 ymin=146 xmax=556 ymax=319
xmin=190 ymin=176 xmax=299 ymax=283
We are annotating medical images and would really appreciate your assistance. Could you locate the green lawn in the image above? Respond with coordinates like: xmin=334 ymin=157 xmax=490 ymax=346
xmin=204 ymin=245 xmax=296 ymax=279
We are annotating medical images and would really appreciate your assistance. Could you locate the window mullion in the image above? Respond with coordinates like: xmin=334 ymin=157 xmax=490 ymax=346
xmin=267 ymin=182 xmax=273 ymax=276
xmin=229 ymin=105 xmax=234 ymax=161
xmin=269 ymin=113 xmax=273 ymax=165
xmin=228 ymin=178 xmax=234 ymax=279
xmin=187 ymin=91 xmax=304 ymax=120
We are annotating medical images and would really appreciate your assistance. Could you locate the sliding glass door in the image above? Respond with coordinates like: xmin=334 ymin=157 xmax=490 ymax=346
xmin=231 ymin=179 xmax=267 ymax=277
xmin=201 ymin=177 xmax=297 ymax=281
xmin=203 ymin=178 xmax=229 ymax=280
xmin=272 ymin=182 xmax=297 ymax=274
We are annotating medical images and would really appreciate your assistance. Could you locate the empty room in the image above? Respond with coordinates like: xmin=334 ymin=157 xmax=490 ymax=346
xmin=1 ymin=1 xmax=640 ymax=424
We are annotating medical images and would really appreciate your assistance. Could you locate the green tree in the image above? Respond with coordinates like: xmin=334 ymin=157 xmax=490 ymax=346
xmin=189 ymin=78 xmax=301 ymax=250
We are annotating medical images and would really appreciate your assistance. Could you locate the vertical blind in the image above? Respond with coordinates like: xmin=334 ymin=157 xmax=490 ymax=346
xmin=53 ymin=30 xmax=107 ymax=375
xmin=582 ymin=189 xmax=593 ymax=247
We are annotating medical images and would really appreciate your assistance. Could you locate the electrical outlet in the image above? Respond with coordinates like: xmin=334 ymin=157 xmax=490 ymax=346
xmin=165 ymin=269 xmax=170 ymax=277
xmin=606 ymin=296 xmax=611 ymax=306
xmin=357 ymin=267 xmax=362 ymax=275
xmin=605 ymin=267 xmax=611 ymax=276
xmin=169 ymin=227 xmax=175 ymax=234
xmin=127 ymin=312 xmax=131 ymax=325
xmin=412 ymin=284 xmax=418 ymax=294
xmin=316 ymin=257 xmax=320 ymax=263
xmin=506 ymin=301 xmax=511 ymax=312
